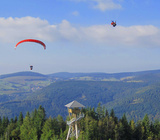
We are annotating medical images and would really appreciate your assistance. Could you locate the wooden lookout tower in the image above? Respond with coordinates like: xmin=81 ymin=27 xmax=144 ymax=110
xmin=65 ymin=100 xmax=85 ymax=140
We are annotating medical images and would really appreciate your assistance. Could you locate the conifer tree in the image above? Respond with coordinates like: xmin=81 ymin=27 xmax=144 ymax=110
xmin=129 ymin=120 xmax=136 ymax=139
xmin=52 ymin=117 xmax=60 ymax=136
xmin=84 ymin=114 xmax=98 ymax=140
xmin=0 ymin=117 xmax=2 ymax=136
xmin=120 ymin=113 xmax=131 ymax=140
xmin=11 ymin=111 xmax=24 ymax=140
xmin=20 ymin=112 xmax=37 ymax=140
xmin=1 ymin=117 xmax=9 ymax=135
xmin=153 ymin=119 xmax=160 ymax=138
xmin=96 ymin=102 xmax=104 ymax=120
xmin=41 ymin=117 xmax=56 ymax=140
xmin=142 ymin=114 xmax=150 ymax=139
xmin=57 ymin=115 xmax=66 ymax=133
xmin=134 ymin=121 xmax=144 ymax=140
xmin=114 ymin=124 xmax=120 ymax=140
xmin=32 ymin=105 xmax=46 ymax=139
xmin=18 ymin=112 xmax=23 ymax=127
xmin=110 ymin=109 xmax=118 ymax=124
xmin=98 ymin=119 xmax=105 ymax=139
xmin=106 ymin=116 xmax=116 ymax=140
xmin=5 ymin=121 xmax=17 ymax=140
xmin=14 ymin=116 xmax=17 ymax=123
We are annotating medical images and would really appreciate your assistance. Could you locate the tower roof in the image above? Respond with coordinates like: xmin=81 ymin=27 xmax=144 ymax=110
xmin=65 ymin=100 xmax=85 ymax=108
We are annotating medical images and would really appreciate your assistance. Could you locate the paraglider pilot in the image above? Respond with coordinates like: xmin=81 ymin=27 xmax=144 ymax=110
xmin=111 ymin=21 xmax=116 ymax=27
xmin=30 ymin=65 xmax=33 ymax=70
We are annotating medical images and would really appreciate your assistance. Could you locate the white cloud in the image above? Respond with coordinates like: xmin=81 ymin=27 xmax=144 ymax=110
xmin=0 ymin=16 xmax=57 ymax=43
xmin=72 ymin=11 xmax=79 ymax=16
xmin=92 ymin=0 xmax=122 ymax=11
xmin=0 ymin=17 xmax=160 ymax=48
xmin=69 ymin=0 xmax=122 ymax=11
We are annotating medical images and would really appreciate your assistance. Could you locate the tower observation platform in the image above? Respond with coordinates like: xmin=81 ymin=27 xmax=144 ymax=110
xmin=65 ymin=100 xmax=85 ymax=140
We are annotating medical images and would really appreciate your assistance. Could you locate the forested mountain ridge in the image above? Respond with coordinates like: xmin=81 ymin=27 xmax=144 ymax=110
xmin=48 ymin=69 xmax=160 ymax=82
xmin=0 ymin=70 xmax=160 ymax=121
xmin=1 ymin=69 xmax=160 ymax=81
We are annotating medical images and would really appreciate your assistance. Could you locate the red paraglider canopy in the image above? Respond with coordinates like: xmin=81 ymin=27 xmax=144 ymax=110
xmin=15 ymin=39 xmax=46 ymax=49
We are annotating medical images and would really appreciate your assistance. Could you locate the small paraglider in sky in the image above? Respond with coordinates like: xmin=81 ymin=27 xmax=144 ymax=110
xmin=111 ymin=21 xmax=116 ymax=27
xmin=30 ymin=65 xmax=33 ymax=70
xmin=15 ymin=39 xmax=46 ymax=71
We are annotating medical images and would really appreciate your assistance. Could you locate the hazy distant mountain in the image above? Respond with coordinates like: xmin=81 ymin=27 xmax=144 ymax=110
xmin=0 ymin=71 xmax=47 ymax=79
xmin=48 ymin=70 xmax=160 ymax=81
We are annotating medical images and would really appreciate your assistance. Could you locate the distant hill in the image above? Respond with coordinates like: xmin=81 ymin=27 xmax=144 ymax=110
xmin=0 ymin=70 xmax=160 ymax=121
xmin=0 ymin=71 xmax=47 ymax=79
xmin=48 ymin=70 xmax=160 ymax=82
xmin=0 ymin=71 xmax=51 ymax=99
xmin=1 ymin=69 xmax=160 ymax=81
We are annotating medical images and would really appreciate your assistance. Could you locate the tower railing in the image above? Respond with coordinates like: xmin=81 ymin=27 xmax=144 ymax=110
xmin=67 ymin=113 xmax=84 ymax=125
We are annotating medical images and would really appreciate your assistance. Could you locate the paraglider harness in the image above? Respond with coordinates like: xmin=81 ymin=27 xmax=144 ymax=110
xmin=30 ymin=65 xmax=33 ymax=70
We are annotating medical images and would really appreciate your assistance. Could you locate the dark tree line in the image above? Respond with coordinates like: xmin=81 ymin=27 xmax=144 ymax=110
xmin=0 ymin=103 xmax=160 ymax=140
xmin=79 ymin=103 xmax=160 ymax=140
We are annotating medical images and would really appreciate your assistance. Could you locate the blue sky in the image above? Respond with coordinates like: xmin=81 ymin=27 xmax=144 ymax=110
xmin=0 ymin=0 xmax=160 ymax=74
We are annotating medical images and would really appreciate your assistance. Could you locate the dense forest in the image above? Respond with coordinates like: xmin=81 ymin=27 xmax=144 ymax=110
xmin=1 ymin=104 xmax=160 ymax=140
xmin=1 ymin=79 xmax=160 ymax=122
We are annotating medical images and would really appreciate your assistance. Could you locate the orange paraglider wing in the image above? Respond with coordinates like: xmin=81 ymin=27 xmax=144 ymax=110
xmin=15 ymin=39 xmax=46 ymax=49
